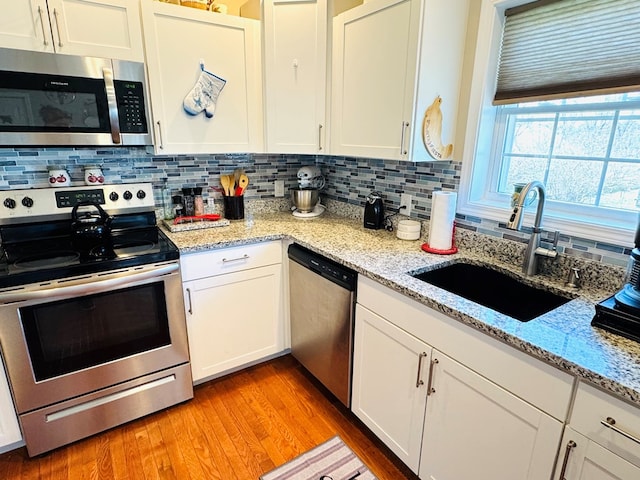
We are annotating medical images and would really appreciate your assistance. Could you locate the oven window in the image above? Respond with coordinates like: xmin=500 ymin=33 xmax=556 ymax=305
xmin=20 ymin=282 xmax=171 ymax=381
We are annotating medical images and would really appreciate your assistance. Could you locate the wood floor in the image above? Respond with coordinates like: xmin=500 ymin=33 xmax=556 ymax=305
xmin=0 ymin=355 xmax=417 ymax=480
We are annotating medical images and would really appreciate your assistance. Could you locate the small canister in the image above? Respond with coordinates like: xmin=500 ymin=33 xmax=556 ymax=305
xmin=193 ymin=187 xmax=204 ymax=216
xmin=48 ymin=168 xmax=70 ymax=187
xmin=172 ymin=195 xmax=184 ymax=218
xmin=182 ymin=187 xmax=195 ymax=216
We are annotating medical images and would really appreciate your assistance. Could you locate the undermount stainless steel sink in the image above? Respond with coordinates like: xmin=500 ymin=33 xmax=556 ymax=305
xmin=411 ymin=262 xmax=571 ymax=322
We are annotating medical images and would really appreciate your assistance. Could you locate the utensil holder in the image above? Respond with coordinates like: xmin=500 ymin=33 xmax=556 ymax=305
xmin=223 ymin=196 xmax=244 ymax=220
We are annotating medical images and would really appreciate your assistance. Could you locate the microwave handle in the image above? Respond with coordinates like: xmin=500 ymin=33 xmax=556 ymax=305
xmin=103 ymin=67 xmax=122 ymax=144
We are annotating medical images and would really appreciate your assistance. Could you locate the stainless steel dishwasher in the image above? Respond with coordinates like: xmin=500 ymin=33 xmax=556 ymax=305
xmin=288 ymin=243 xmax=357 ymax=407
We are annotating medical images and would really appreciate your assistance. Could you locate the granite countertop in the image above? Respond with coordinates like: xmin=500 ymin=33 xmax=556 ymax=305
xmin=163 ymin=210 xmax=640 ymax=408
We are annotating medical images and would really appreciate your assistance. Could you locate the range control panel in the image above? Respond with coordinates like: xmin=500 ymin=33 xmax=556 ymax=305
xmin=0 ymin=183 xmax=155 ymax=224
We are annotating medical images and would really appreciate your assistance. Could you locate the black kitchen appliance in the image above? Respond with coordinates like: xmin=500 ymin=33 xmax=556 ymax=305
xmin=0 ymin=183 xmax=192 ymax=456
xmin=364 ymin=191 xmax=385 ymax=229
xmin=592 ymin=218 xmax=640 ymax=342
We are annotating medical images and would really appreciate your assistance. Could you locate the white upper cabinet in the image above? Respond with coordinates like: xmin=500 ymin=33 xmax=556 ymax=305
xmin=0 ymin=0 xmax=144 ymax=61
xmin=263 ymin=0 xmax=328 ymax=154
xmin=140 ymin=1 xmax=263 ymax=154
xmin=331 ymin=0 xmax=472 ymax=161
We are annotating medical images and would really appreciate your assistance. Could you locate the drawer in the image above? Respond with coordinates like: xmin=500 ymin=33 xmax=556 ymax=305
xmin=571 ymin=381 xmax=640 ymax=467
xmin=181 ymin=241 xmax=282 ymax=281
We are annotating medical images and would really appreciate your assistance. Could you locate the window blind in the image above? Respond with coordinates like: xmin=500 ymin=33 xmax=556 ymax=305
xmin=494 ymin=0 xmax=640 ymax=105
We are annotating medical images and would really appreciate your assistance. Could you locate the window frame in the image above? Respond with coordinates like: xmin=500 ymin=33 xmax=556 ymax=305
xmin=458 ymin=0 xmax=638 ymax=246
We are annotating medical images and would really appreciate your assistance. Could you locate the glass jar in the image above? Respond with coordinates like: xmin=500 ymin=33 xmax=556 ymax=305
xmin=193 ymin=187 xmax=204 ymax=216
xmin=182 ymin=187 xmax=195 ymax=216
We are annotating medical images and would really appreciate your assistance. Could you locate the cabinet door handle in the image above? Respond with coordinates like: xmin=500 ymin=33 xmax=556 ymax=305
xmin=426 ymin=358 xmax=439 ymax=396
xmin=37 ymin=6 xmax=48 ymax=46
xmin=52 ymin=8 xmax=63 ymax=48
xmin=400 ymin=121 xmax=409 ymax=156
xmin=415 ymin=352 xmax=427 ymax=388
xmin=558 ymin=440 xmax=577 ymax=480
xmin=318 ymin=124 xmax=323 ymax=151
xmin=186 ymin=288 xmax=193 ymax=315
xmin=222 ymin=254 xmax=250 ymax=263
xmin=156 ymin=121 xmax=164 ymax=150
xmin=601 ymin=417 xmax=640 ymax=445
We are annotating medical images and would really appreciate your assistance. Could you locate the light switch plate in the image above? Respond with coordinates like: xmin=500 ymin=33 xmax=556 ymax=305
xmin=274 ymin=180 xmax=285 ymax=197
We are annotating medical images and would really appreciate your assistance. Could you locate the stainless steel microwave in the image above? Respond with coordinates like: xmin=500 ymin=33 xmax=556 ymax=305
xmin=0 ymin=47 xmax=152 ymax=147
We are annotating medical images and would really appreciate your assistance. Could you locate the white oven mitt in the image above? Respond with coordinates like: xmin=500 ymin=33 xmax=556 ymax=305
xmin=183 ymin=63 xmax=226 ymax=118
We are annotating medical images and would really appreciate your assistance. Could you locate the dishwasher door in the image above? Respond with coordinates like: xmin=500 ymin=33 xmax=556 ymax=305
xmin=288 ymin=249 xmax=355 ymax=407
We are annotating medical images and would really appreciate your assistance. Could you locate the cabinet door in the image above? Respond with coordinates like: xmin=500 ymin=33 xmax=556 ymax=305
xmin=141 ymin=1 xmax=263 ymax=154
xmin=183 ymin=264 xmax=284 ymax=383
xmin=331 ymin=0 xmax=421 ymax=160
xmin=47 ymin=0 xmax=144 ymax=61
xmin=554 ymin=428 xmax=640 ymax=480
xmin=352 ymin=304 xmax=430 ymax=473
xmin=0 ymin=356 xmax=22 ymax=452
xmin=263 ymin=0 xmax=327 ymax=154
xmin=420 ymin=351 xmax=563 ymax=480
xmin=0 ymin=0 xmax=54 ymax=52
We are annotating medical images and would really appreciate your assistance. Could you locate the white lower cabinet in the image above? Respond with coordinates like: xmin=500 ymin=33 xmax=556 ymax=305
xmin=554 ymin=381 xmax=640 ymax=479
xmin=353 ymin=276 xmax=572 ymax=479
xmin=181 ymin=242 xmax=285 ymax=383
xmin=0 ymin=356 xmax=22 ymax=452
xmin=554 ymin=428 xmax=640 ymax=480
xmin=420 ymin=351 xmax=563 ymax=480
xmin=352 ymin=304 xmax=431 ymax=472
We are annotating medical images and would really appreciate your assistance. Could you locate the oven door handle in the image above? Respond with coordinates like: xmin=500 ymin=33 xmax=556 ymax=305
xmin=2 ymin=263 xmax=179 ymax=304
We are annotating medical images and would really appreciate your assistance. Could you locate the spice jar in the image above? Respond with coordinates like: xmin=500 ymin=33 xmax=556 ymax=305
xmin=172 ymin=195 xmax=184 ymax=218
xmin=182 ymin=187 xmax=195 ymax=216
xmin=193 ymin=187 xmax=204 ymax=216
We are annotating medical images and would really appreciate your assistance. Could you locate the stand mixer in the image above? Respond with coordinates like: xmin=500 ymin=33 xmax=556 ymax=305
xmin=291 ymin=166 xmax=325 ymax=218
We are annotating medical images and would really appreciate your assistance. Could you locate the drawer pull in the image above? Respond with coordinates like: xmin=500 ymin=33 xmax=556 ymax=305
xmin=558 ymin=440 xmax=577 ymax=480
xmin=601 ymin=417 xmax=640 ymax=445
xmin=222 ymin=254 xmax=250 ymax=263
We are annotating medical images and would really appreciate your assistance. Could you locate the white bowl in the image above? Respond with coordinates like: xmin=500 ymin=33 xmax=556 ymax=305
xmin=396 ymin=230 xmax=420 ymax=241
xmin=398 ymin=220 xmax=421 ymax=232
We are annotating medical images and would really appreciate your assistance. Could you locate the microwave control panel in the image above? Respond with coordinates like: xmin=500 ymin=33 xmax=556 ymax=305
xmin=115 ymin=81 xmax=148 ymax=134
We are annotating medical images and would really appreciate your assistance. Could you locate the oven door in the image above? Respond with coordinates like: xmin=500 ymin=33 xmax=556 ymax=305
xmin=0 ymin=261 xmax=190 ymax=414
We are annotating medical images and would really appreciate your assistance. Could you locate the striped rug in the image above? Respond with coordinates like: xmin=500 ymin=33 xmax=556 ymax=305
xmin=260 ymin=435 xmax=378 ymax=480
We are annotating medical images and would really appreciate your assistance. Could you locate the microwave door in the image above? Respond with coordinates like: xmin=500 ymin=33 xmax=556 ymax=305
xmin=0 ymin=70 xmax=112 ymax=146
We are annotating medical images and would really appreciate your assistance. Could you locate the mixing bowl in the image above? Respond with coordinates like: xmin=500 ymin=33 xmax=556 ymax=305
xmin=291 ymin=188 xmax=319 ymax=213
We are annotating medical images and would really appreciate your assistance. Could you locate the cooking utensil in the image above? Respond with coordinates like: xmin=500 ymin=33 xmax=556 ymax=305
xmin=220 ymin=174 xmax=231 ymax=196
xmin=236 ymin=174 xmax=249 ymax=195
xmin=173 ymin=214 xmax=221 ymax=225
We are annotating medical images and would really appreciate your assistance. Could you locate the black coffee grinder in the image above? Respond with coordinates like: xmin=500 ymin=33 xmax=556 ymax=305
xmin=592 ymin=218 xmax=640 ymax=341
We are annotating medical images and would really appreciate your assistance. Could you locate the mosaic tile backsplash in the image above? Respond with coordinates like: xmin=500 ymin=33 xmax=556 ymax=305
xmin=0 ymin=146 xmax=631 ymax=267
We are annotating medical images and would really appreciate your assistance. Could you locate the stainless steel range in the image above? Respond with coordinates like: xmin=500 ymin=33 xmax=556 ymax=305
xmin=0 ymin=183 xmax=193 ymax=456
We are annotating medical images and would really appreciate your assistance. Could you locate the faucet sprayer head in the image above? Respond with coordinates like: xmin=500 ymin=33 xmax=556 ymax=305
xmin=506 ymin=181 xmax=546 ymax=231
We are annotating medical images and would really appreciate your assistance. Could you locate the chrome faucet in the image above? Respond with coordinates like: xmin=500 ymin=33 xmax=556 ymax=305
xmin=506 ymin=181 xmax=559 ymax=276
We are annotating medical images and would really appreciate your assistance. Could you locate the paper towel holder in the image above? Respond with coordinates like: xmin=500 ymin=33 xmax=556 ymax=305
xmin=421 ymin=222 xmax=458 ymax=255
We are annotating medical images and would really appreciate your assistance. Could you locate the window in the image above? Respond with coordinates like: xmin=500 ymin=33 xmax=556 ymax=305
xmin=496 ymin=93 xmax=640 ymax=211
xmin=459 ymin=0 xmax=640 ymax=245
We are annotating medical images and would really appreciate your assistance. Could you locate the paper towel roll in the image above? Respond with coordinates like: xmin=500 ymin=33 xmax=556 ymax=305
xmin=428 ymin=191 xmax=457 ymax=250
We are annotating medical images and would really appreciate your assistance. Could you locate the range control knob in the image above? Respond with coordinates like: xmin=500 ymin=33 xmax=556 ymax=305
xmin=136 ymin=189 xmax=146 ymax=199
xmin=109 ymin=192 xmax=119 ymax=202
xmin=3 ymin=198 xmax=16 ymax=209
xmin=21 ymin=197 xmax=34 ymax=208
xmin=123 ymin=190 xmax=133 ymax=200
